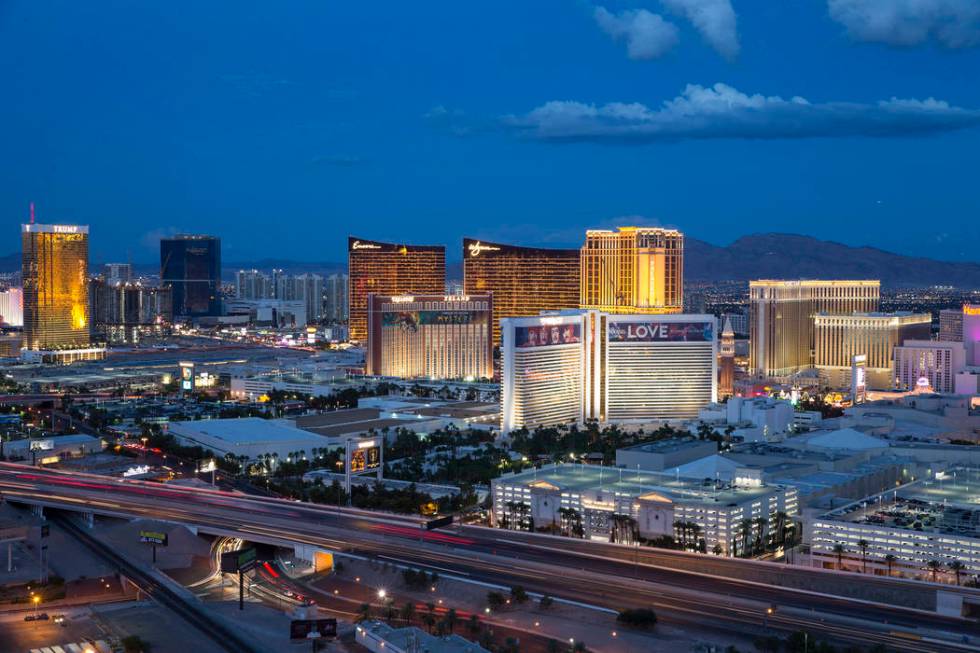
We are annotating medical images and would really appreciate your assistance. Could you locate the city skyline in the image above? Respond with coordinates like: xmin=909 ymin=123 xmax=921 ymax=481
xmin=3 ymin=2 xmax=980 ymax=263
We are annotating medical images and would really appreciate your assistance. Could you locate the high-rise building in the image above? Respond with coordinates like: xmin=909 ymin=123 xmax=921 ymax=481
xmin=813 ymin=312 xmax=931 ymax=389
xmin=298 ymin=273 xmax=325 ymax=324
xmin=0 ymin=287 xmax=24 ymax=327
xmin=160 ymin=235 xmax=221 ymax=320
xmin=236 ymin=269 xmax=275 ymax=300
xmin=462 ymin=238 xmax=580 ymax=347
xmin=501 ymin=311 xmax=716 ymax=434
xmin=347 ymin=236 xmax=445 ymax=342
xmin=964 ymin=304 xmax=980 ymax=367
xmin=894 ymin=340 xmax=966 ymax=394
xmin=90 ymin=279 xmax=172 ymax=343
xmin=366 ymin=294 xmax=493 ymax=381
xmin=749 ymin=280 xmax=880 ymax=378
xmin=21 ymin=223 xmax=103 ymax=363
xmin=103 ymin=263 xmax=132 ymax=286
xmin=719 ymin=317 xmax=735 ymax=399
xmin=939 ymin=308 xmax=963 ymax=343
xmin=324 ymin=273 xmax=349 ymax=323
xmin=580 ymin=227 xmax=683 ymax=315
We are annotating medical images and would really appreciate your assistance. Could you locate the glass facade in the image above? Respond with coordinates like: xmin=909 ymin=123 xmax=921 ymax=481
xmin=22 ymin=224 xmax=91 ymax=351
xmin=580 ymin=227 xmax=684 ymax=315
xmin=462 ymin=238 xmax=580 ymax=347
xmin=160 ymin=235 xmax=222 ymax=318
xmin=347 ymin=236 xmax=445 ymax=343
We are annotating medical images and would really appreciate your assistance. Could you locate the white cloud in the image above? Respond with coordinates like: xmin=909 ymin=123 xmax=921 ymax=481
xmin=828 ymin=0 xmax=980 ymax=48
xmin=594 ymin=7 xmax=680 ymax=60
xmin=504 ymin=82 xmax=980 ymax=143
xmin=661 ymin=0 xmax=739 ymax=59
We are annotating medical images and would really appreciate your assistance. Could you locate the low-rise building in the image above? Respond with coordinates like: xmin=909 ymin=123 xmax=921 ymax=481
xmin=615 ymin=437 xmax=717 ymax=472
xmin=169 ymin=417 xmax=340 ymax=461
xmin=808 ymin=466 xmax=980 ymax=580
xmin=355 ymin=620 xmax=489 ymax=653
xmin=491 ymin=464 xmax=797 ymax=556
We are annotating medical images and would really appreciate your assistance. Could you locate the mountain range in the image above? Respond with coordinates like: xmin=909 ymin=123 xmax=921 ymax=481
xmin=0 ymin=234 xmax=977 ymax=288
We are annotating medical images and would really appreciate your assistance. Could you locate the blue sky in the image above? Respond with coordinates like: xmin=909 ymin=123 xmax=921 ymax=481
xmin=2 ymin=1 xmax=979 ymax=263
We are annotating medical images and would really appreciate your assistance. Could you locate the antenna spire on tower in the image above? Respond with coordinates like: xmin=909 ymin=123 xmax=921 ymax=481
xmin=29 ymin=202 xmax=35 ymax=224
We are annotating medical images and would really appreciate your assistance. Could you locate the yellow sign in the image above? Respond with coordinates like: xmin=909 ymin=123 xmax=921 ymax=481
xmin=467 ymin=241 xmax=501 ymax=257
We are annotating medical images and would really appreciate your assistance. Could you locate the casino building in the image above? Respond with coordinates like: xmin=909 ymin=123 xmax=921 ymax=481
xmin=462 ymin=238 xmax=580 ymax=348
xmin=348 ymin=237 xmax=446 ymax=343
xmin=366 ymin=293 xmax=493 ymax=381
xmin=501 ymin=311 xmax=716 ymax=434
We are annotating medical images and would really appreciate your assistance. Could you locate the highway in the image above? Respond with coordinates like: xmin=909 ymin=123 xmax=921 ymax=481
xmin=1 ymin=462 xmax=976 ymax=652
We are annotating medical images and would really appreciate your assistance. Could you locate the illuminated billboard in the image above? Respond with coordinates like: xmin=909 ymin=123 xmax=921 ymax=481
xmin=607 ymin=321 xmax=713 ymax=343
xmin=349 ymin=440 xmax=381 ymax=473
xmin=179 ymin=362 xmax=195 ymax=392
xmin=381 ymin=310 xmax=486 ymax=333
xmin=851 ymin=354 xmax=867 ymax=404
xmin=514 ymin=323 xmax=581 ymax=348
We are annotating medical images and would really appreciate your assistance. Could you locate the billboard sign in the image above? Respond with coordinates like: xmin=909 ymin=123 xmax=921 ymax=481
xmin=179 ymin=362 xmax=194 ymax=392
xmin=607 ymin=321 xmax=713 ymax=343
xmin=851 ymin=354 xmax=867 ymax=405
xmin=221 ymin=547 xmax=257 ymax=573
xmin=425 ymin=515 xmax=454 ymax=531
xmin=514 ymin=323 xmax=581 ymax=349
xmin=349 ymin=440 xmax=381 ymax=473
xmin=290 ymin=618 xmax=337 ymax=640
xmin=139 ymin=530 xmax=168 ymax=546
xmin=382 ymin=310 xmax=485 ymax=333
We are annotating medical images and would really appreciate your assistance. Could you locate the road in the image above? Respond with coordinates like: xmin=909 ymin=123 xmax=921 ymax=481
xmin=1 ymin=462 xmax=976 ymax=652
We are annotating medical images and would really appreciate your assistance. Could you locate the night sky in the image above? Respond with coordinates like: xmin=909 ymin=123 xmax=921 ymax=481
xmin=2 ymin=1 xmax=979 ymax=263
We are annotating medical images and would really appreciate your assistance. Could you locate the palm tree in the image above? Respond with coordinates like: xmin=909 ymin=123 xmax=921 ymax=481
xmin=400 ymin=601 xmax=415 ymax=624
xmin=857 ymin=539 xmax=869 ymax=574
xmin=740 ymin=518 xmax=753 ymax=557
xmin=445 ymin=607 xmax=458 ymax=633
xmin=948 ymin=560 xmax=965 ymax=586
xmin=927 ymin=559 xmax=943 ymax=583
xmin=832 ymin=543 xmax=846 ymax=571
xmin=884 ymin=553 xmax=897 ymax=577
xmin=357 ymin=602 xmax=372 ymax=622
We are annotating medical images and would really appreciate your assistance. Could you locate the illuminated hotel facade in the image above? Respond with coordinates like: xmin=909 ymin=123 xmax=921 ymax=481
xmin=462 ymin=238 xmax=580 ymax=348
xmin=749 ymin=280 xmax=880 ymax=378
xmin=814 ymin=312 xmax=931 ymax=389
xmin=501 ymin=311 xmax=716 ymax=434
xmin=21 ymin=224 xmax=103 ymax=363
xmin=348 ymin=237 xmax=445 ymax=343
xmin=580 ymin=227 xmax=683 ymax=315
xmin=366 ymin=293 xmax=493 ymax=381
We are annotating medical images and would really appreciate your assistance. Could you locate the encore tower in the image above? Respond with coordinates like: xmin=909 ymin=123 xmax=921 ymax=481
xmin=462 ymin=238 xmax=580 ymax=347
xmin=21 ymin=223 xmax=92 ymax=356
xmin=580 ymin=227 xmax=684 ymax=314
xmin=348 ymin=236 xmax=445 ymax=343
xmin=160 ymin=235 xmax=222 ymax=320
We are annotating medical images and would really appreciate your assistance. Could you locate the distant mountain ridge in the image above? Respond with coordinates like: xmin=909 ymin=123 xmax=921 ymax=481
xmin=685 ymin=234 xmax=980 ymax=287
xmin=0 ymin=233 xmax=976 ymax=287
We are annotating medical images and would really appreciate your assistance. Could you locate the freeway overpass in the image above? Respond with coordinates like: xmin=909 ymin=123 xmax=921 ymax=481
xmin=1 ymin=462 xmax=977 ymax=652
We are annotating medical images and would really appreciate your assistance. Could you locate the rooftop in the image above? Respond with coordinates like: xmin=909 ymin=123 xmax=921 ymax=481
xmin=619 ymin=437 xmax=711 ymax=454
xmin=170 ymin=417 xmax=333 ymax=446
xmin=496 ymin=463 xmax=784 ymax=505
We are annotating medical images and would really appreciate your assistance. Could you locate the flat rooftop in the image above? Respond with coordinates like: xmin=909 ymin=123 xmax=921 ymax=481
xmin=170 ymin=417 xmax=334 ymax=446
xmin=496 ymin=464 xmax=784 ymax=505
xmin=620 ymin=437 xmax=710 ymax=454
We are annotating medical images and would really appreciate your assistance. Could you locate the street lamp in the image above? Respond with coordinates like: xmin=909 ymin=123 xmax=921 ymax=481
xmin=377 ymin=589 xmax=386 ymax=600
xmin=32 ymin=594 xmax=40 ymax=619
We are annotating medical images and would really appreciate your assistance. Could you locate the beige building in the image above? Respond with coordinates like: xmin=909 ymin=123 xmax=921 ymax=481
xmin=814 ymin=312 xmax=931 ymax=389
xmin=749 ymin=280 xmax=880 ymax=378
xmin=580 ymin=227 xmax=683 ymax=315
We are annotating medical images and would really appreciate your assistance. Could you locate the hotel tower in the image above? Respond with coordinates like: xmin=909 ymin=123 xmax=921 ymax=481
xmin=348 ymin=237 xmax=445 ymax=343
xmin=580 ymin=227 xmax=684 ymax=315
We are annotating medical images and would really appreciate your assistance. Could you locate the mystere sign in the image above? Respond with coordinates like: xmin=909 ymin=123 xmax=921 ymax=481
xmin=608 ymin=321 xmax=713 ymax=343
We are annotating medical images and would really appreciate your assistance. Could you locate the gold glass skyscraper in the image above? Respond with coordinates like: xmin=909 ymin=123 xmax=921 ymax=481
xmin=22 ymin=223 xmax=91 ymax=353
xmin=580 ymin=227 xmax=683 ymax=314
xmin=462 ymin=238 xmax=580 ymax=347
xmin=749 ymin=280 xmax=880 ymax=378
xmin=348 ymin=236 xmax=445 ymax=343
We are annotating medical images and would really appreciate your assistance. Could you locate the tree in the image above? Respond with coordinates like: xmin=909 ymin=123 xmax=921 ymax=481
xmin=486 ymin=591 xmax=506 ymax=610
xmin=539 ymin=594 xmax=554 ymax=610
xmin=400 ymin=601 xmax=415 ymax=625
xmin=467 ymin=613 xmax=481 ymax=635
xmin=927 ymin=559 xmax=943 ymax=583
xmin=357 ymin=603 xmax=372 ymax=622
xmin=510 ymin=585 xmax=529 ymax=604
xmin=445 ymin=607 xmax=458 ymax=633
xmin=421 ymin=612 xmax=436 ymax=633
xmin=616 ymin=608 xmax=658 ymax=630
xmin=832 ymin=543 xmax=846 ymax=571
xmin=857 ymin=539 xmax=869 ymax=574
xmin=884 ymin=553 xmax=897 ymax=577
xmin=948 ymin=560 xmax=965 ymax=586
